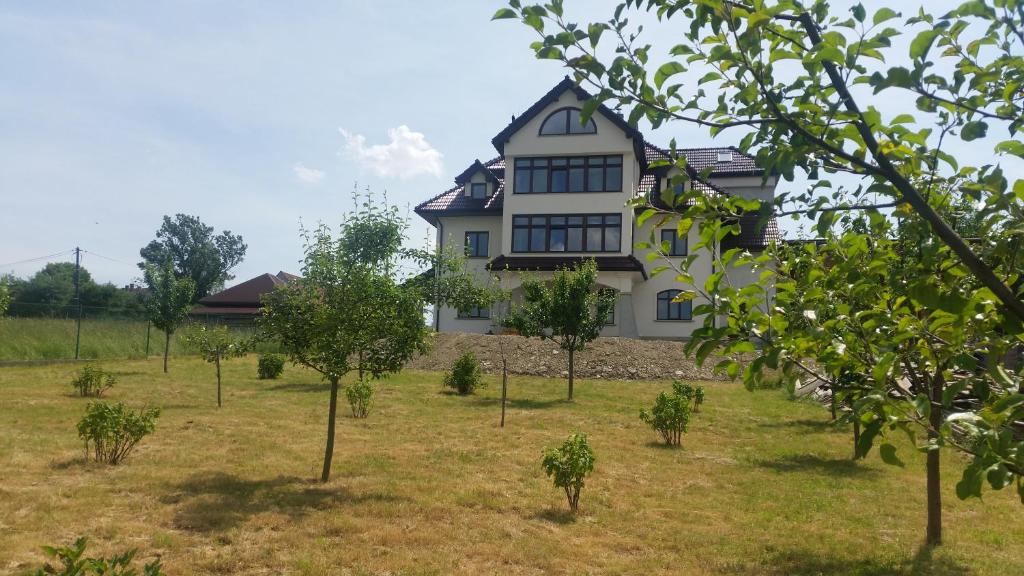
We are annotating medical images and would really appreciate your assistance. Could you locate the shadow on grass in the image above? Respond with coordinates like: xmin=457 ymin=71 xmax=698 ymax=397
xmin=755 ymin=454 xmax=877 ymax=477
xmin=758 ymin=418 xmax=838 ymax=432
xmin=643 ymin=440 xmax=682 ymax=450
xmin=532 ymin=507 xmax=577 ymax=524
xmin=466 ymin=396 xmax=567 ymax=410
xmin=266 ymin=382 xmax=331 ymax=393
xmin=162 ymin=471 xmax=406 ymax=532
xmin=738 ymin=546 xmax=970 ymax=576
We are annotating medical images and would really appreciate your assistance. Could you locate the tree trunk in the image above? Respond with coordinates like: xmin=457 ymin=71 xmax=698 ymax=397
xmin=830 ymin=388 xmax=837 ymax=420
xmin=163 ymin=332 xmax=170 ymax=374
xmin=567 ymin=349 xmax=574 ymax=401
xmin=500 ymin=361 xmax=508 ymax=428
xmin=926 ymin=373 xmax=944 ymax=546
xmin=852 ymin=417 xmax=860 ymax=460
xmin=321 ymin=377 xmax=340 ymax=483
xmin=358 ymin=350 xmax=364 ymax=381
xmin=215 ymin=356 xmax=222 ymax=408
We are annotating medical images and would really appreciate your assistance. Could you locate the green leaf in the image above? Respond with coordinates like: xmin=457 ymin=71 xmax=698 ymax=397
xmin=961 ymin=120 xmax=988 ymax=141
xmin=873 ymin=8 xmax=899 ymax=25
xmin=879 ymin=443 xmax=905 ymax=467
xmin=492 ymin=8 xmax=518 ymax=20
xmin=654 ymin=61 xmax=686 ymax=89
xmin=851 ymin=4 xmax=866 ymax=22
xmin=910 ymin=29 xmax=939 ymax=59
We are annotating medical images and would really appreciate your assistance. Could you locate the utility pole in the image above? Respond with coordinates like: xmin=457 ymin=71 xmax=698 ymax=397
xmin=73 ymin=246 xmax=82 ymax=360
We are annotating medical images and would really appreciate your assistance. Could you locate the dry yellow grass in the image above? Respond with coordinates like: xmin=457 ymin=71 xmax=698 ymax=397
xmin=1 ymin=356 xmax=1022 ymax=575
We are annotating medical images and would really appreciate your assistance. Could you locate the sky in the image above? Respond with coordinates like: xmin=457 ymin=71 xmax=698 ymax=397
xmin=0 ymin=0 xmax=1016 ymax=287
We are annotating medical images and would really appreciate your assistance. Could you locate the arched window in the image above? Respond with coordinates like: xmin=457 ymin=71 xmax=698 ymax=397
xmin=657 ymin=290 xmax=692 ymax=321
xmin=539 ymin=107 xmax=597 ymax=135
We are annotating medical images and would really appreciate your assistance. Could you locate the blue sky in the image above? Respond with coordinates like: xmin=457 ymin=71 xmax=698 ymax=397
xmin=0 ymin=0 xmax=1014 ymax=286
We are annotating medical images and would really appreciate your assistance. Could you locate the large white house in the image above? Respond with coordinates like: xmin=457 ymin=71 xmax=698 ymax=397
xmin=415 ymin=78 xmax=778 ymax=340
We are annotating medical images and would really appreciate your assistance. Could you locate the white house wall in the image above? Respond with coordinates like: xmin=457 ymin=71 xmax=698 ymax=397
xmin=435 ymin=214 xmax=502 ymax=334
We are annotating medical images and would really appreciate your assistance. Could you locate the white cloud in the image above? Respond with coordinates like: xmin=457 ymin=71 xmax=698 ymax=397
xmin=339 ymin=125 xmax=443 ymax=179
xmin=293 ymin=163 xmax=325 ymax=184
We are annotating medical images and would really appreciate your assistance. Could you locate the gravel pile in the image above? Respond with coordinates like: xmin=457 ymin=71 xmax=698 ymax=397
xmin=406 ymin=332 xmax=730 ymax=381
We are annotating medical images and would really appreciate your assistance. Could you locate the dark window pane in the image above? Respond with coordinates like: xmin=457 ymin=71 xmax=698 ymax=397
xmin=569 ymin=157 xmax=585 ymax=166
xmin=569 ymin=167 xmax=585 ymax=192
xmin=531 ymin=216 xmax=546 ymax=225
xmin=551 ymin=169 xmax=567 ymax=192
xmin=605 ymin=214 xmax=621 ymax=225
xmin=551 ymin=158 xmax=567 ymax=167
xmin=532 ymin=169 xmax=548 ymax=193
xmin=515 ymin=169 xmax=531 ymax=193
xmin=513 ymin=216 xmax=529 ymax=225
xmin=604 ymin=227 xmax=620 ymax=251
xmin=531 ymin=228 xmax=546 ymax=252
xmin=515 ymin=159 xmax=530 ymax=168
xmin=550 ymin=216 xmax=566 ymax=225
xmin=534 ymin=158 xmax=549 ymax=167
xmin=606 ymin=166 xmax=622 ymax=191
xmin=588 ymin=167 xmax=604 ymax=191
xmin=540 ymin=110 xmax=567 ymax=135
xmin=587 ymin=156 xmax=605 ymax=166
xmin=568 ymin=216 xmax=584 ymax=226
xmin=568 ymin=109 xmax=596 ymax=134
xmin=471 ymin=183 xmax=486 ymax=199
xmin=657 ymin=298 xmax=668 ymax=320
xmin=567 ymin=228 xmax=583 ymax=251
xmin=587 ymin=215 xmax=603 ymax=225
xmin=586 ymin=228 xmax=603 ymax=251
xmin=606 ymin=155 xmax=622 ymax=165
xmin=549 ymin=229 xmax=566 ymax=251
xmin=513 ymin=229 xmax=528 ymax=252
xmin=465 ymin=233 xmax=476 ymax=256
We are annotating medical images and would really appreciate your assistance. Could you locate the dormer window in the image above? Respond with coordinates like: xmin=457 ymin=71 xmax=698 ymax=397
xmin=470 ymin=182 xmax=487 ymax=199
xmin=717 ymin=151 xmax=733 ymax=163
xmin=539 ymin=107 xmax=597 ymax=136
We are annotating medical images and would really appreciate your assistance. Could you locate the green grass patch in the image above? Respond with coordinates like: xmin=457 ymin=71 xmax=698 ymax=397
xmin=0 ymin=357 xmax=1021 ymax=574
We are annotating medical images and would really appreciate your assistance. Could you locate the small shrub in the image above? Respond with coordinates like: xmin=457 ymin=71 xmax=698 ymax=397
xmin=71 ymin=364 xmax=115 ymax=397
xmin=672 ymin=381 xmax=706 ymax=412
xmin=35 ymin=536 xmax=165 ymax=576
xmin=541 ymin=432 xmax=595 ymax=513
xmin=77 ymin=402 xmax=160 ymax=465
xmin=345 ymin=379 xmax=373 ymax=418
xmin=640 ymin=391 xmax=692 ymax=446
xmin=257 ymin=353 xmax=286 ymax=380
xmin=443 ymin=352 xmax=485 ymax=395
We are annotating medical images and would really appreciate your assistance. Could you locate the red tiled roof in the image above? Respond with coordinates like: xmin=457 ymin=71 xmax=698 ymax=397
xmin=415 ymin=157 xmax=506 ymax=218
xmin=190 ymin=305 xmax=263 ymax=316
xmin=197 ymin=272 xmax=298 ymax=307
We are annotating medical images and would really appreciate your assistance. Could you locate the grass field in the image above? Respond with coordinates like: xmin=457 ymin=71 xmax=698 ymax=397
xmin=0 ymin=318 xmax=271 ymax=362
xmin=1 ymin=357 xmax=1022 ymax=575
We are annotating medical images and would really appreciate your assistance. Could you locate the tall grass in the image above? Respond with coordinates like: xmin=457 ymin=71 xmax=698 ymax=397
xmin=0 ymin=318 xmax=274 ymax=361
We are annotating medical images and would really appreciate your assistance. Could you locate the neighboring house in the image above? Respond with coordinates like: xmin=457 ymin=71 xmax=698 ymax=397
xmin=190 ymin=271 xmax=299 ymax=326
xmin=414 ymin=78 xmax=778 ymax=340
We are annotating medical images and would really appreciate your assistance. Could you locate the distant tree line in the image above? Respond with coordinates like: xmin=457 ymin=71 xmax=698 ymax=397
xmin=2 ymin=264 xmax=147 ymax=318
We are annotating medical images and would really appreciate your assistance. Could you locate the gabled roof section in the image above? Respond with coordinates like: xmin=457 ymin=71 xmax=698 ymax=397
xmin=453 ymin=159 xmax=501 ymax=186
xmin=198 ymin=272 xmax=298 ymax=307
xmin=491 ymin=77 xmax=647 ymax=165
xmin=720 ymin=215 xmax=781 ymax=251
xmin=645 ymin=143 xmax=763 ymax=177
xmin=414 ymin=157 xmax=505 ymax=221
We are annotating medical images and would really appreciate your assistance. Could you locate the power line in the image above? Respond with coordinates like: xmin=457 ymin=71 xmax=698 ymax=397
xmin=81 ymin=249 xmax=136 ymax=267
xmin=0 ymin=249 xmax=76 ymax=268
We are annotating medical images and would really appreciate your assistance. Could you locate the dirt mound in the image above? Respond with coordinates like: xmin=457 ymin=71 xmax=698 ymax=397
xmin=407 ymin=332 xmax=728 ymax=381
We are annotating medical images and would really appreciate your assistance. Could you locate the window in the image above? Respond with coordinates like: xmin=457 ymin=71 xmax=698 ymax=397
xmin=539 ymin=107 xmax=597 ymax=135
xmin=717 ymin=151 xmax=733 ymax=163
xmin=601 ymin=289 xmax=617 ymax=325
xmin=660 ymin=229 xmax=688 ymax=256
xmin=511 ymin=214 xmax=622 ymax=253
xmin=657 ymin=290 xmax=692 ymax=321
xmin=514 ymin=155 xmax=622 ymax=193
xmin=458 ymin=306 xmax=490 ymax=319
xmin=470 ymin=182 xmax=487 ymax=199
xmin=465 ymin=231 xmax=489 ymax=258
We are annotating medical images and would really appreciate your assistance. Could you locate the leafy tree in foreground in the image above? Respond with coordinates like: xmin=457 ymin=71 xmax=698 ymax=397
xmin=183 ymin=324 xmax=251 ymax=407
xmin=139 ymin=213 xmax=247 ymax=301
xmin=504 ymin=259 xmax=615 ymax=401
xmin=260 ymin=192 xmax=496 ymax=482
xmin=0 ymin=279 xmax=9 ymax=316
xmin=542 ymin=432 xmax=596 ymax=513
xmin=143 ymin=261 xmax=195 ymax=373
xmin=496 ymin=0 xmax=1024 ymax=546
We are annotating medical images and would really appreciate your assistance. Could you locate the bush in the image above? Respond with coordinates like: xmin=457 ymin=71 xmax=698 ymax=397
xmin=77 ymin=402 xmax=160 ymax=465
xmin=257 ymin=353 xmax=286 ymax=380
xmin=541 ymin=432 xmax=595 ymax=513
xmin=345 ymin=379 xmax=373 ymax=418
xmin=443 ymin=352 xmax=485 ymax=395
xmin=672 ymin=381 xmax=706 ymax=412
xmin=640 ymin=391 xmax=692 ymax=446
xmin=71 ymin=364 xmax=115 ymax=397
xmin=34 ymin=536 xmax=165 ymax=576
